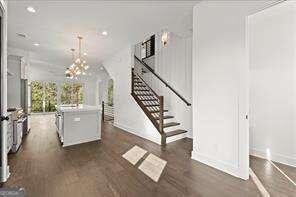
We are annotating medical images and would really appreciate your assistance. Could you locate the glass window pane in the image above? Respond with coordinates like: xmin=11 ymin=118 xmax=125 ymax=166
xmin=31 ymin=81 xmax=43 ymax=113
xmin=61 ymin=83 xmax=72 ymax=104
xmin=44 ymin=82 xmax=57 ymax=112
xmin=73 ymin=84 xmax=83 ymax=104
xmin=108 ymin=80 xmax=113 ymax=106
xmin=61 ymin=83 xmax=83 ymax=105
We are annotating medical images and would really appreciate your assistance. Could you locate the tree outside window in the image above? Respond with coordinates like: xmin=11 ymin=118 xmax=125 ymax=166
xmin=107 ymin=79 xmax=113 ymax=106
xmin=31 ymin=81 xmax=57 ymax=112
xmin=31 ymin=81 xmax=43 ymax=113
xmin=44 ymin=82 xmax=57 ymax=112
xmin=31 ymin=81 xmax=83 ymax=113
xmin=61 ymin=83 xmax=83 ymax=105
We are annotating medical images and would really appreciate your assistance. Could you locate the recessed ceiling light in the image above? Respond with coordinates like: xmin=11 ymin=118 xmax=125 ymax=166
xmin=83 ymin=52 xmax=87 ymax=56
xmin=100 ymin=67 xmax=104 ymax=70
xmin=33 ymin=43 xmax=40 ymax=46
xmin=27 ymin=6 xmax=36 ymax=13
xmin=101 ymin=31 xmax=108 ymax=36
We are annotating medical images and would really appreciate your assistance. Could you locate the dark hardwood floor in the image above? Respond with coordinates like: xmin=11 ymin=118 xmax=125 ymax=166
xmin=274 ymin=161 xmax=296 ymax=183
xmin=250 ymin=156 xmax=296 ymax=197
xmin=3 ymin=114 xmax=263 ymax=197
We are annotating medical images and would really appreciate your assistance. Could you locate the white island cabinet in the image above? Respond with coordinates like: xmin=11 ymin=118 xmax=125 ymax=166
xmin=55 ymin=105 xmax=101 ymax=147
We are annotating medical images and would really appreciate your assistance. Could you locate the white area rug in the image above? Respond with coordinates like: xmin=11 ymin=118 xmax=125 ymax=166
xmin=122 ymin=145 xmax=147 ymax=165
xmin=138 ymin=153 xmax=167 ymax=182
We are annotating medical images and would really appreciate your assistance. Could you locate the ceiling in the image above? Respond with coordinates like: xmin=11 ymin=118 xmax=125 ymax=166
xmin=8 ymin=1 xmax=197 ymax=72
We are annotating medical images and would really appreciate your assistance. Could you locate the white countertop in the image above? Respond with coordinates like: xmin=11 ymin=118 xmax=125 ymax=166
xmin=57 ymin=105 xmax=100 ymax=113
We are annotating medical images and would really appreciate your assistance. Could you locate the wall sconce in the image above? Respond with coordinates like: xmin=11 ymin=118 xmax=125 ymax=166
xmin=161 ymin=30 xmax=169 ymax=47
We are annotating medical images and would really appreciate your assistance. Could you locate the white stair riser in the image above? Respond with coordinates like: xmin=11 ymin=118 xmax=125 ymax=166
xmin=163 ymin=125 xmax=182 ymax=133
xmin=166 ymin=133 xmax=187 ymax=143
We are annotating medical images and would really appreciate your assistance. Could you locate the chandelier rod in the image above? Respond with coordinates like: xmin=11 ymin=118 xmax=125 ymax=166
xmin=78 ymin=36 xmax=83 ymax=58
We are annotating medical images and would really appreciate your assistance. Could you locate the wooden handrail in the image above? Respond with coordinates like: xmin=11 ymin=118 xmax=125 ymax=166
xmin=134 ymin=55 xmax=191 ymax=106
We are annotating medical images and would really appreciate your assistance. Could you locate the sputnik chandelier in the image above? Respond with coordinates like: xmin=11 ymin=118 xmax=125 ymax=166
xmin=65 ymin=36 xmax=89 ymax=79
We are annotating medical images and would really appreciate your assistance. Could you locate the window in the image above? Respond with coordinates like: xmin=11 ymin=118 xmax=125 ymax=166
xmin=107 ymin=79 xmax=113 ymax=106
xmin=31 ymin=81 xmax=57 ymax=112
xmin=44 ymin=82 xmax=57 ymax=112
xmin=61 ymin=83 xmax=83 ymax=105
xmin=30 ymin=81 xmax=83 ymax=112
xmin=31 ymin=81 xmax=43 ymax=113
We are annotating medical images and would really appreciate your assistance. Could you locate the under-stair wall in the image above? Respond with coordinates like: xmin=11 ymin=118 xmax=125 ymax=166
xmin=103 ymin=46 xmax=162 ymax=144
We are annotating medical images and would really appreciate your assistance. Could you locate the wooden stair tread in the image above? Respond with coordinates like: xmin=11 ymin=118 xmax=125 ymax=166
xmin=165 ymin=130 xmax=187 ymax=137
xmin=144 ymin=103 xmax=159 ymax=107
xmin=150 ymin=109 xmax=168 ymax=113
xmin=134 ymin=87 xmax=147 ymax=89
xmin=135 ymin=89 xmax=150 ymax=92
xmin=163 ymin=122 xmax=180 ymax=128
xmin=136 ymin=93 xmax=154 ymax=96
xmin=140 ymin=98 xmax=158 ymax=101
xmin=155 ymin=115 xmax=174 ymax=120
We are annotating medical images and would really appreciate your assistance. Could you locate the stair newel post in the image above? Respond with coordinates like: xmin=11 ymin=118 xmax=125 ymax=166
xmin=159 ymin=96 xmax=166 ymax=146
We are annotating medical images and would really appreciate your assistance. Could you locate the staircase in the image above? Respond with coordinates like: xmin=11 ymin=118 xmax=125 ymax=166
xmin=131 ymin=57 xmax=190 ymax=146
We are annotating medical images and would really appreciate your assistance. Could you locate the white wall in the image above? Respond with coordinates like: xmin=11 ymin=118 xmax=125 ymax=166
xmin=192 ymin=1 xmax=273 ymax=179
xmin=154 ymin=34 xmax=192 ymax=138
xmin=98 ymin=69 xmax=111 ymax=105
xmin=84 ymin=77 xmax=100 ymax=107
xmin=249 ymin=1 xmax=296 ymax=167
xmin=103 ymin=46 xmax=161 ymax=144
xmin=7 ymin=55 xmax=21 ymax=108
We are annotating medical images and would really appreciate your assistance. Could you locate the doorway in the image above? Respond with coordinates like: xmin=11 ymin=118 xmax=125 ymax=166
xmin=247 ymin=1 xmax=296 ymax=195
xmin=102 ymin=79 xmax=114 ymax=123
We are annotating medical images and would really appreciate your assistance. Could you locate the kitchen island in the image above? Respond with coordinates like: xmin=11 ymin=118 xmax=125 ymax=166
xmin=55 ymin=105 xmax=101 ymax=147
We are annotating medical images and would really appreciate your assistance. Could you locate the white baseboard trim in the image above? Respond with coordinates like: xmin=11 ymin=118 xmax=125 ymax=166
xmin=250 ymin=148 xmax=296 ymax=168
xmin=192 ymin=150 xmax=249 ymax=180
xmin=114 ymin=122 xmax=161 ymax=145
xmin=249 ymin=168 xmax=270 ymax=197
xmin=269 ymin=160 xmax=296 ymax=186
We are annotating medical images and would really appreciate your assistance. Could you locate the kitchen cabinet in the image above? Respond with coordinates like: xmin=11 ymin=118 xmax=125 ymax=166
xmin=55 ymin=105 xmax=101 ymax=147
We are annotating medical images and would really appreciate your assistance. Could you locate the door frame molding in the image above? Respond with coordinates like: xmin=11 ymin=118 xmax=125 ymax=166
xmin=0 ymin=0 xmax=9 ymax=182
